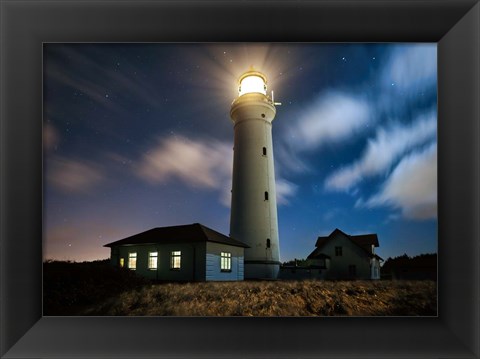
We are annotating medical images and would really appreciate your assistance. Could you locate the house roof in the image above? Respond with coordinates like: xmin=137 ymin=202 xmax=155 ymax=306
xmin=306 ymin=249 xmax=331 ymax=260
xmin=104 ymin=223 xmax=249 ymax=248
xmin=315 ymin=228 xmax=379 ymax=248
xmin=310 ymin=228 xmax=383 ymax=261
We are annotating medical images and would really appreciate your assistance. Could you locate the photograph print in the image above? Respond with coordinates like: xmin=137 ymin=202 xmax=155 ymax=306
xmin=43 ymin=43 xmax=437 ymax=316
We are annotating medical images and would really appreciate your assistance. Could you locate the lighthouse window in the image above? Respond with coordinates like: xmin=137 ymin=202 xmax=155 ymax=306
xmin=262 ymin=147 xmax=267 ymax=156
xmin=266 ymin=238 xmax=271 ymax=248
xmin=264 ymin=191 xmax=269 ymax=201
xmin=261 ymin=113 xmax=266 ymax=118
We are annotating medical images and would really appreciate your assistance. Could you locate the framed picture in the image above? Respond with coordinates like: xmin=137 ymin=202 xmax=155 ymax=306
xmin=1 ymin=0 xmax=478 ymax=358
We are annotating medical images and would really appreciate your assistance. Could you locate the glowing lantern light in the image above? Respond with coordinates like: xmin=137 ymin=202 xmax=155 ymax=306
xmin=238 ymin=71 xmax=267 ymax=96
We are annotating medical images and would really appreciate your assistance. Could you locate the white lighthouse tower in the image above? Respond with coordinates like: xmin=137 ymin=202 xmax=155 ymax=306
xmin=229 ymin=69 xmax=281 ymax=279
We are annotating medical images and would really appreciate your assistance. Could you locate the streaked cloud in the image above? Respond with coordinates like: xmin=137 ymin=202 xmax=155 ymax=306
xmin=274 ymin=143 xmax=312 ymax=176
xmin=47 ymin=156 xmax=105 ymax=194
xmin=274 ymin=90 xmax=373 ymax=182
xmin=277 ymin=44 xmax=437 ymax=178
xmin=276 ymin=178 xmax=298 ymax=205
xmin=383 ymin=44 xmax=437 ymax=91
xmin=137 ymin=136 xmax=233 ymax=205
xmin=136 ymin=135 xmax=298 ymax=208
xmin=358 ymin=142 xmax=437 ymax=220
xmin=324 ymin=110 xmax=437 ymax=191
xmin=288 ymin=91 xmax=372 ymax=151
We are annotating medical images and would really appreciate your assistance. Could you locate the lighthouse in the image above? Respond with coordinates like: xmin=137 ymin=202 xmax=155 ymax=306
xmin=229 ymin=69 xmax=281 ymax=279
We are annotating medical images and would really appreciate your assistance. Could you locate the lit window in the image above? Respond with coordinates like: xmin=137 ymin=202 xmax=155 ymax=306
xmin=128 ymin=252 xmax=137 ymax=270
xmin=119 ymin=258 xmax=124 ymax=268
xmin=171 ymin=251 xmax=181 ymax=270
xmin=221 ymin=252 xmax=232 ymax=272
xmin=335 ymin=246 xmax=342 ymax=256
xmin=148 ymin=251 xmax=158 ymax=270
xmin=264 ymin=191 xmax=269 ymax=201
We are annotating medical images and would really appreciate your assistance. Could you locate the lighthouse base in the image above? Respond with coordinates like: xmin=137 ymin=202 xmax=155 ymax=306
xmin=244 ymin=261 xmax=281 ymax=280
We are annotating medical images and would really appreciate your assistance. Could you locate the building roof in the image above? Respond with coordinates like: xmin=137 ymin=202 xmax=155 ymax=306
xmin=104 ymin=223 xmax=249 ymax=248
xmin=310 ymin=228 xmax=383 ymax=261
xmin=315 ymin=228 xmax=379 ymax=248
xmin=306 ymin=250 xmax=331 ymax=260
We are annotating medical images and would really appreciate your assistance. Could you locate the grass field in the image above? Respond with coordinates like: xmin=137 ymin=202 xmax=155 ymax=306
xmin=44 ymin=260 xmax=437 ymax=316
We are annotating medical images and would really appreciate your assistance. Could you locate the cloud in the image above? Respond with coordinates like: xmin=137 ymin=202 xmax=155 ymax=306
xmin=322 ymin=207 xmax=341 ymax=222
xmin=275 ymin=178 xmax=298 ymax=205
xmin=137 ymin=136 xmax=233 ymax=203
xmin=275 ymin=144 xmax=312 ymax=174
xmin=359 ymin=142 xmax=437 ymax=220
xmin=289 ymin=91 xmax=372 ymax=151
xmin=137 ymin=135 xmax=297 ymax=207
xmin=383 ymin=44 xmax=437 ymax=91
xmin=276 ymin=44 xmax=437 ymax=178
xmin=47 ymin=157 xmax=105 ymax=194
xmin=324 ymin=110 xmax=437 ymax=191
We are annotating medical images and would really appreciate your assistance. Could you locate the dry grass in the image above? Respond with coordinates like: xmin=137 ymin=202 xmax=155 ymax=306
xmin=81 ymin=280 xmax=437 ymax=316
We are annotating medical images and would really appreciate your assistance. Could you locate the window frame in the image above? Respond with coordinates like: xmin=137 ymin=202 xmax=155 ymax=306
xmin=128 ymin=252 xmax=137 ymax=270
xmin=170 ymin=250 xmax=181 ymax=270
xmin=148 ymin=251 xmax=158 ymax=270
xmin=220 ymin=252 xmax=232 ymax=272
xmin=335 ymin=246 xmax=343 ymax=256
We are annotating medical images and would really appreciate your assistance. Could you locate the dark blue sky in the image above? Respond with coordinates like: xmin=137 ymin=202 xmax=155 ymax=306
xmin=43 ymin=43 xmax=437 ymax=262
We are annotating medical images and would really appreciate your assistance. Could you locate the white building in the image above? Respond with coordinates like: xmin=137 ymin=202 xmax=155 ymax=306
xmin=104 ymin=223 xmax=248 ymax=281
xmin=229 ymin=69 xmax=281 ymax=279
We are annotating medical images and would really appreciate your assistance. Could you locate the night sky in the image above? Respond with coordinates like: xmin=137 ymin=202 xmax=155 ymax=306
xmin=43 ymin=43 xmax=437 ymax=263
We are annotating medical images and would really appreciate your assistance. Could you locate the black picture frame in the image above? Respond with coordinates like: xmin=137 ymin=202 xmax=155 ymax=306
xmin=1 ymin=0 xmax=479 ymax=358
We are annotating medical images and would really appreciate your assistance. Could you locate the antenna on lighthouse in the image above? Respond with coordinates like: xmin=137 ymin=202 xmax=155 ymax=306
xmin=272 ymin=90 xmax=282 ymax=106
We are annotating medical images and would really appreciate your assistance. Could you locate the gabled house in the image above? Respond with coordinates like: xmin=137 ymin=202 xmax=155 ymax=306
xmin=307 ymin=228 xmax=383 ymax=280
xmin=104 ymin=223 xmax=249 ymax=282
